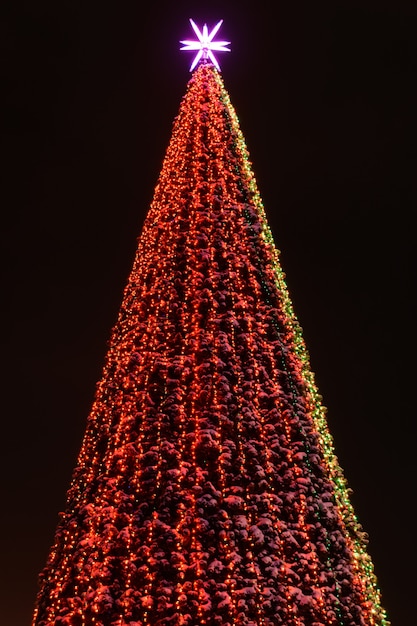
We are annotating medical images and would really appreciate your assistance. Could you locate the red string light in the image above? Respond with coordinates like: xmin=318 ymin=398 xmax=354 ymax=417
xmin=32 ymin=63 xmax=389 ymax=626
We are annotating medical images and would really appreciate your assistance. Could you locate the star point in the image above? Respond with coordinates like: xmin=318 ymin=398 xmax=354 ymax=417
xmin=180 ymin=18 xmax=231 ymax=72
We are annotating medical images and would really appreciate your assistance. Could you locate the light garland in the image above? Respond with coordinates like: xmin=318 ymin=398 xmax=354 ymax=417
xmin=33 ymin=62 xmax=390 ymax=626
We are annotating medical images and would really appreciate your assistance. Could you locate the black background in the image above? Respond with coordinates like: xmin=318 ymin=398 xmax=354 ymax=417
xmin=2 ymin=1 xmax=415 ymax=624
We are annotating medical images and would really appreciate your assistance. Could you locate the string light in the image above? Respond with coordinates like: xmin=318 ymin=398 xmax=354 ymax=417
xmin=33 ymin=59 xmax=390 ymax=626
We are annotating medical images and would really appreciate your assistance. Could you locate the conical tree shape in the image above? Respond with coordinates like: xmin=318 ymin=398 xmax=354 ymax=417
xmin=33 ymin=63 xmax=389 ymax=626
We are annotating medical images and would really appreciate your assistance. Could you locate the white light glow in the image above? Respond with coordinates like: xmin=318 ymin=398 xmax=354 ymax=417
xmin=180 ymin=19 xmax=231 ymax=71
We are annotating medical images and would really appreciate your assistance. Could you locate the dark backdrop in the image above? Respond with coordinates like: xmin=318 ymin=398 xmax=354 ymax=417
xmin=2 ymin=1 xmax=415 ymax=624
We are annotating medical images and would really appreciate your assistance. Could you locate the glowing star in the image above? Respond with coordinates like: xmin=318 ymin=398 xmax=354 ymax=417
xmin=180 ymin=19 xmax=231 ymax=72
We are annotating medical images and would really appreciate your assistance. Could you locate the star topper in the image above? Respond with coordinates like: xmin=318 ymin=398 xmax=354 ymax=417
xmin=180 ymin=19 xmax=231 ymax=72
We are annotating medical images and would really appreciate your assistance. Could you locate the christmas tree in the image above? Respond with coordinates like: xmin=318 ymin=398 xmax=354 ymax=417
xmin=33 ymin=20 xmax=389 ymax=626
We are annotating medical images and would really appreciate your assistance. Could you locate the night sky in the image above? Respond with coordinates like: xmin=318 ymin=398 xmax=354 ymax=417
xmin=2 ymin=1 xmax=416 ymax=624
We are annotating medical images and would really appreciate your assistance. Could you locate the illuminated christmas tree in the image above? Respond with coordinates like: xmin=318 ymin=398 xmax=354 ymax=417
xmin=33 ymin=20 xmax=389 ymax=626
